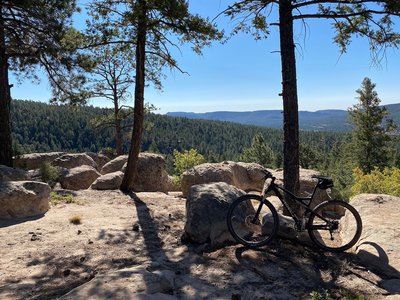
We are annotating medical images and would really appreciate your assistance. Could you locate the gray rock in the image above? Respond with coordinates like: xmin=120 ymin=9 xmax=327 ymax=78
xmin=0 ymin=181 xmax=50 ymax=218
xmin=181 ymin=161 xmax=267 ymax=198
xmin=58 ymin=266 xmax=175 ymax=300
xmin=86 ymin=152 xmax=110 ymax=171
xmin=13 ymin=152 xmax=65 ymax=170
xmin=0 ymin=165 xmax=28 ymax=181
xmin=349 ymin=194 xmax=400 ymax=278
xmin=52 ymin=153 xmax=97 ymax=169
xmin=181 ymin=163 xmax=330 ymax=206
xmin=131 ymin=153 xmax=170 ymax=193
xmin=60 ymin=166 xmax=101 ymax=190
xmin=90 ymin=171 xmax=124 ymax=190
xmin=263 ymin=212 xmax=313 ymax=246
xmin=100 ymin=155 xmax=128 ymax=175
xmin=183 ymin=182 xmax=246 ymax=245
xmin=101 ymin=153 xmax=171 ymax=192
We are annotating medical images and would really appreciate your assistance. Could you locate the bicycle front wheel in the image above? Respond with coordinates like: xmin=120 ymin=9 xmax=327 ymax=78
xmin=227 ymin=194 xmax=279 ymax=248
xmin=308 ymin=200 xmax=362 ymax=252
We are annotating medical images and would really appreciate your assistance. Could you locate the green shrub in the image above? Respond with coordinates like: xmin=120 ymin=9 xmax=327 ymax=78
xmin=173 ymin=148 xmax=205 ymax=176
xmin=310 ymin=289 xmax=328 ymax=300
xmin=50 ymin=192 xmax=79 ymax=205
xmin=171 ymin=175 xmax=182 ymax=188
xmin=351 ymin=167 xmax=400 ymax=197
xmin=40 ymin=162 xmax=60 ymax=186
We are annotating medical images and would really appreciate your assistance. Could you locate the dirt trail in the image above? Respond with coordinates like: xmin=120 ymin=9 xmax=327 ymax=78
xmin=0 ymin=190 xmax=391 ymax=299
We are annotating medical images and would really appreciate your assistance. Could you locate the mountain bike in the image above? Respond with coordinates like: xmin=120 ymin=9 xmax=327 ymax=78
xmin=227 ymin=170 xmax=362 ymax=252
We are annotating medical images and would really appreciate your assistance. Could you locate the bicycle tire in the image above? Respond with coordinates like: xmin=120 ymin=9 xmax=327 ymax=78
xmin=227 ymin=194 xmax=279 ymax=248
xmin=308 ymin=200 xmax=362 ymax=252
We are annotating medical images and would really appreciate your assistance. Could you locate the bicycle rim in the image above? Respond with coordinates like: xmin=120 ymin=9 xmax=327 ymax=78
xmin=227 ymin=194 xmax=279 ymax=248
xmin=308 ymin=200 xmax=362 ymax=252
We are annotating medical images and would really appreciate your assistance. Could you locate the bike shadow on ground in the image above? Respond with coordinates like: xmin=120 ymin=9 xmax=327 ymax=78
xmin=232 ymin=237 xmax=399 ymax=297
xmin=126 ymin=189 xmax=400 ymax=298
xmin=349 ymin=241 xmax=400 ymax=294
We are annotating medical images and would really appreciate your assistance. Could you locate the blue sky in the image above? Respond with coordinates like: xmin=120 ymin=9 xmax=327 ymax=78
xmin=9 ymin=0 xmax=400 ymax=114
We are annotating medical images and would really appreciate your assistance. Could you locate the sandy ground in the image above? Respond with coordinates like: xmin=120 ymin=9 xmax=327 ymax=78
xmin=0 ymin=189 xmax=393 ymax=299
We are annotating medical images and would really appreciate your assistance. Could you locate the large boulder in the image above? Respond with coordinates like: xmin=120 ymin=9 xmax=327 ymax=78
xmin=127 ymin=153 xmax=170 ymax=193
xmin=90 ymin=171 xmax=124 ymax=190
xmin=13 ymin=152 xmax=65 ymax=170
xmin=347 ymin=194 xmax=400 ymax=279
xmin=181 ymin=161 xmax=266 ymax=198
xmin=52 ymin=153 xmax=97 ymax=169
xmin=59 ymin=166 xmax=101 ymax=190
xmin=85 ymin=152 xmax=110 ymax=171
xmin=0 ymin=165 xmax=28 ymax=181
xmin=0 ymin=181 xmax=50 ymax=218
xmin=100 ymin=155 xmax=128 ymax=175
xmin=102 ymin=153 xmax=170 ymax=192
xmin=183 ymin=182 xmax=246 ymax=245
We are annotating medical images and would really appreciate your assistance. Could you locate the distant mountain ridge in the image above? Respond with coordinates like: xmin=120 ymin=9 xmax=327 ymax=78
xmin=167 ymin=103 xmax=400 ymax=132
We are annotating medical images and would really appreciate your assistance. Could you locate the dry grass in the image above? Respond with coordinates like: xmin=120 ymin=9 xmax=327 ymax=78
xmin=69 ymin=215 xmax=82 ymax=225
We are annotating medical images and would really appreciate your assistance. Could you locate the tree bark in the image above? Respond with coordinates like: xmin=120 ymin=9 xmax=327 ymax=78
xmin=279 ymin=0 xmax=300 ymax=211
xmin=120 ymin=0 xmax=147 ymax=192
xmin=0 ymin=8 xmax=13 ymax=167
xmin=113 ymin=85 xmax=123 ymax=156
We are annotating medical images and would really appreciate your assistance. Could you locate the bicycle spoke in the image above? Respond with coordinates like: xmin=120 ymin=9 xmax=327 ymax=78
xmin=308 ymin=200 xmax=362 ymax=252
xmin=227 ymin=195 xmax=279 ymax=248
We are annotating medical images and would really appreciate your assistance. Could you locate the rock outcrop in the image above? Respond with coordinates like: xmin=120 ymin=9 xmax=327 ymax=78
xmin=0 ymin=165 xmax=28 ymax=181
xmin=128 ymin=153 xmax=170 ymax=193
xmin=100 ymin=155 xmax=128 ymax=175
xmin=90 ymin=171 xmax=124 ymax=190
xmin=85 ymin=152 xmax=110 ymax=171
xmin=181 ymin=161 xmax=266 ymax=198
xmin=347 ymin=194 xmax=400 ymax=280
xmin=182 ymin=163 xmax=330 ymax=206
xmin=52 ymin=153 xmax=97 ymax=169
xmin=59 ymin=166 xmax=101 ymax=190
xmin=0 ymin=181 xmax=50 ymax=218
xmin=13 ymin=152 xmax=65 ymax=170
xmin=183 ymin=182 xmax=246 ymax=245
xmin=101 ymin=153 xmax=170 ymax=192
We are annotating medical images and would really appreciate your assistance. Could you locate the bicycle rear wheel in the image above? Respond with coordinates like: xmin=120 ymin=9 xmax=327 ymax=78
xmin=227 ymin=194 xmax=279 ymax=248
xmin=308 ymin=200 xmax=362 ymax=252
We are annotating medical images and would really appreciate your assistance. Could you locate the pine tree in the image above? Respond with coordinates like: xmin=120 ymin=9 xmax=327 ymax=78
xmin=223 ymin=0 xmax=400 ymax=197
xmin=348 ymin=78 xmax=396 ymax=173
xmin=0 ymin=1 xmax=88 ymax=166
xmin=88 ymin=45 xmax=135 ymax=155
xmin=88 ymin=0 xmax=222 ymax=192
xmin=241 ymin=133 xmax=275 ymax=168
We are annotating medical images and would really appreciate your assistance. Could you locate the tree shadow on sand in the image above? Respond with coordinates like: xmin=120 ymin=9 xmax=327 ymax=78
xmin=2 ymin=190 xmax=398 ymax=299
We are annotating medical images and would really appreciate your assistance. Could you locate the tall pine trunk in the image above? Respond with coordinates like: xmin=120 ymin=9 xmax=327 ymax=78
xmin=0 ymin=8 xmax=13 ymax=167
xmin=120 ymin=0 xmax=147 ymax=192
xmin=113 ymin=86 xmax=123 ymax=156
xmin=279 ymin=0 xmax=300 ymax=209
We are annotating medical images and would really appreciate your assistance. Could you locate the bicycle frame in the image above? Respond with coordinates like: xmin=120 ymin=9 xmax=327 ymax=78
xmin=263 ymin=179 xmax=332 ymax=229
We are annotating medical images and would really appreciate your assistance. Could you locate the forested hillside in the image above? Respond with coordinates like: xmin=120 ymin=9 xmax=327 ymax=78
xmin=10 ymin=99 xmax=400 ymax=198
xmin=11 ymin=100 xmax=343 ymax=162
xmin=168 ymin=104 xmax=400 ymax=132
